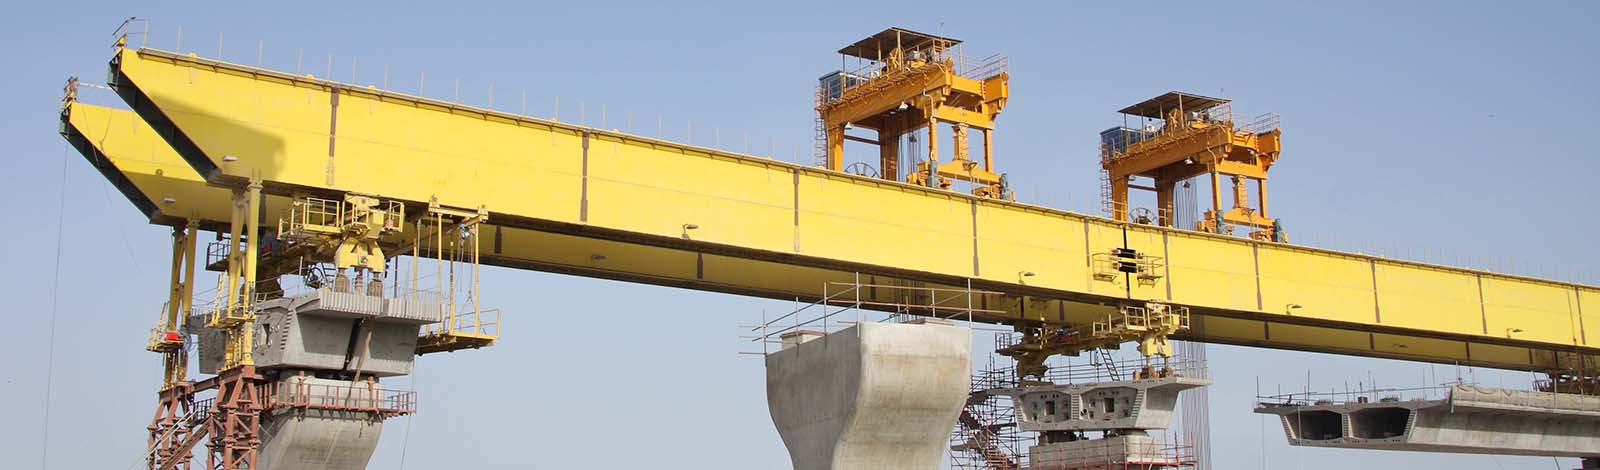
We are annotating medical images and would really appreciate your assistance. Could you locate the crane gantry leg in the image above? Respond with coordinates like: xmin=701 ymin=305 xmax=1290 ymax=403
xmin=205 ymin=178 xmax=265 ymax=470
xmin=147 ymin=220 xmax=199 ymax=470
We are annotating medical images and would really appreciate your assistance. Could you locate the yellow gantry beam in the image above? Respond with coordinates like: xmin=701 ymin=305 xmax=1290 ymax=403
xmin=82 ymin=47 xmax=1600 ymax=372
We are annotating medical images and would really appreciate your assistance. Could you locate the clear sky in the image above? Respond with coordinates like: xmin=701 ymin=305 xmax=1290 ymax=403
xmin=1 ymin=1 xmax=1596 ymax=469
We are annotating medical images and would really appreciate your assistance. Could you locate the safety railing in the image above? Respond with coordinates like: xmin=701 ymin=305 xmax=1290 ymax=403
xmin=425 ymin=306 xmax=502 ymax=339
xmin=1202 ymin=102 xmax=1234 ymax=124
xmin=145 ymin=311 xmax=186 ymax=353
xmin=952 ymin=52 xmax=1008 ymax=81
xmin=143 ymin=396 xmax=206 ymax=467
xmin=204 ymin=239 xmax=232 ymax=268
xmin=1255 ymin=383 xmax=1466 ymax=408
xmin=278 ymin=196 xmax=344 ymax=239
xmin=744 ymin=276 xmax=1003 ymax=354
xmin=821 ymin=44 xmax=1006 ymax=104
xmin=1091 ymin=303 xmax=1189 ymax=338
xmin=1048 ymin=356 xmax=1207 ymax=384
xmin=191 ymin=397 xmax=214 ymax=422
xmin=267 ymin=379 xmax=417 ymax=417
xmin=1240 ymin=112 xmax=1281 ymax=134
xmin=990 ymin=334 xmax=1208 ymax=385
xmin=1090 ymin=248 xmax=1166 ymax=285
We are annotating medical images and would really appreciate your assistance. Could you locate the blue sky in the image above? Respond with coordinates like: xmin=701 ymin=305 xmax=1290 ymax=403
xmin=0 ymin=1 xmax=1595 ymax=468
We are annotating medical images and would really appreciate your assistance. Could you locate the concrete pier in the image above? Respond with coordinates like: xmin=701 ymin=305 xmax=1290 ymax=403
xmin=258 ymin=376 xmax=386 ymax=470
xmin=186 ymin=289 xmax=437 ymax=470
xmin=1256 ymin=385 xmax=1600 ymax=459
xmin=766 ymin=321 xmax=971 ymax=470
xmin=1027 ymin=433 xmax=1184 ymax=468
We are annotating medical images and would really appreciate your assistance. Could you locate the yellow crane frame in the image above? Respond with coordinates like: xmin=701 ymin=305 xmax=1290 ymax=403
xmin=817 ymin=28 xmax=1011 ymax=198
xmin=1102 ymin=92 xmax=1283 ymax=240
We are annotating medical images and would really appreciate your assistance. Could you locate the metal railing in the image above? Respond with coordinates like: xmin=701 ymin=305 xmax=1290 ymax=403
xmin=1255 ymin=383 xmax=1466 ymax=407
xmin=1202 ymin=102 xmax=1234 ymax=124
xmin=988 ymin=335 xmax=1208 ymax=384
xmin=953 ymin=52 xmax=1008 ymax=81
xmin=204 ymin=239 xmax=233 ymax=268
xmin=424 ymin=306 xmax=502 ymax=339
xmin=1240 ymin=112 xmax=1281 ymax=134
xmin=820 ymin=45 xmax=1007 ymax=105
xmin=745 ymin=276 xmax=1003 ymax=354
xmin=1091 ymin=304 xmax=1189 ymax=338
xmin=267 ymin=379 xmax=417 ymax=416
xmin=278 ymin=197 xmax=344 ymax=239
xmin=1045 ymin=356 xmax=1207 ymax=384
xmin=1090 ymin=249 xmax=1166 ymax=284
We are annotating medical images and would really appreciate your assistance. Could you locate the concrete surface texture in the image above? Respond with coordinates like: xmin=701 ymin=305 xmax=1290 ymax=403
xmin=999 ymin=376 xmax=1209 ymax=432
xmin=1027 ymin=433 xmax=1179 ymax=468
xmin=1256 ymin=385 xmax=1600 ymax=458
xmin=257 ymin=376 xmax=385 ymax=470
xmin=766 ymin=321 xmax=972 ymax=470
xmin=192 ymin=289 xmax=440 ymax=376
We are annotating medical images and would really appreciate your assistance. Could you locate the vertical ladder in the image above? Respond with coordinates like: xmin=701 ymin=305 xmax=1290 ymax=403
xmin=812 ymin=87 xmax=828 ymax=167
xmin=1093 ymin=347 xmax=1121 ymax=381
xmin=1098 ymin=167 xmax=1114 ymax=217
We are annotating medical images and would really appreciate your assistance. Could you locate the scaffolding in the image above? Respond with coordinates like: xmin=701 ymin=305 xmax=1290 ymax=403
xmin=951 ymin=359 xmax=1025 ymax=470
xmin=951 ymin=352 xmax=1204 ymax=470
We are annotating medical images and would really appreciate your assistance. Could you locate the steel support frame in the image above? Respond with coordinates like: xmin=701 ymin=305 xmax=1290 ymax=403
xmin=206 ymin=366 xmax=263 ymax=470
xmin=148 ymin=382 xmax=197 ymax=470
xmin=148 ymin=219 xmax=201 ymax=469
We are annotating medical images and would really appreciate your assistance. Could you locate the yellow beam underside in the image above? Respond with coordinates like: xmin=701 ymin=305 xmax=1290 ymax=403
xmin=93 ymin=48 xmax=1598 ymax=370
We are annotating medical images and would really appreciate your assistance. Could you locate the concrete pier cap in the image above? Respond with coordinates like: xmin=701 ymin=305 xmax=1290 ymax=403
xmin=765 ymin=320 xmax=972 ymax=470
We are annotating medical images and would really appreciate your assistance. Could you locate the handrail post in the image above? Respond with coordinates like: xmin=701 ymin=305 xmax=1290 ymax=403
xmin=966 ymin=278 xmax=973 ymax=324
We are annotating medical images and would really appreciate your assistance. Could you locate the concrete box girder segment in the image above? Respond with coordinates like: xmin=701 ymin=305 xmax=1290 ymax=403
xmin=1000 ymin=376 xmax=1210 ymax=433
xmin=1255 ymin=385 xmax=1600 ymax=458
xmin=247 ymin=289 xmax=443 ymax=377
xmin=86 ymin=47 xmax=1600 ymax=371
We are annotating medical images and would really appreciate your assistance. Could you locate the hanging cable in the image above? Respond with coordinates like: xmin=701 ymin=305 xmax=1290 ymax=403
xmin=41 ymin=146 xmax=72 ymax=469
xmin=398 ymin=359 xmax=417 ymax=470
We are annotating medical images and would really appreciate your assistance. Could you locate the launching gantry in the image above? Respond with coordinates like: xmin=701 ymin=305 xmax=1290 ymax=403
xmin=1100 ymin=92 xmax=1284 ymax=241
xmin=816 ymin=28 xmax=1012 ymax=199
xmin=120 ymin=175 xmax=502 ymax=469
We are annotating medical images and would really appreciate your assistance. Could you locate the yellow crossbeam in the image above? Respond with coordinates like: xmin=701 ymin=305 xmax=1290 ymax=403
xmin=83 ymin=47 xmax=1600 ymax=372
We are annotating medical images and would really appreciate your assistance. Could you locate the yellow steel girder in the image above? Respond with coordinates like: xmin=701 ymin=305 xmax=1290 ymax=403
xmin=89 ymin=48 xmax=1600 ymax=372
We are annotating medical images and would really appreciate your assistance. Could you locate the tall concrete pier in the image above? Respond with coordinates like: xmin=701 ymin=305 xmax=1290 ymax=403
xmin=765 ymin=321 xmax=971 ymax=470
